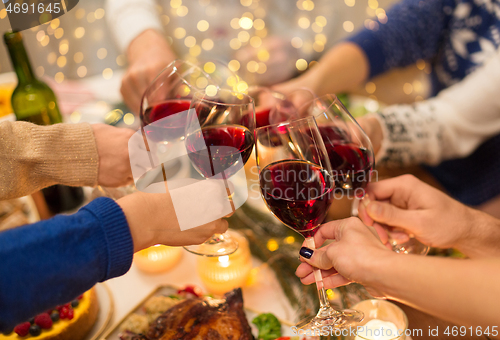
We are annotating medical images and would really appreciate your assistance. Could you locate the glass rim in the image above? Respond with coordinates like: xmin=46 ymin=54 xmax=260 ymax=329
xmin=191 ymin=88 xmax=255 ymax=107
xmin=254 ymin=115 xmax=317 ymax=132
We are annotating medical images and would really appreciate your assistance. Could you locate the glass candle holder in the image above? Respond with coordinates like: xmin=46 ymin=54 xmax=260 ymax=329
xmin=134 ymin=245 xmax=183 ymax=274
xmin=197 ymin=230 xmax=252 ymax=295
xmin=347 ymin=299 xmax=409 ymax=340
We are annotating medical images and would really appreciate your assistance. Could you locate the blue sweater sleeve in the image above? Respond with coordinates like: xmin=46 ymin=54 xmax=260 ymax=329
xmin=347 ymin=0 xmax=450 ymax=78
xmin=0 ymin=197 xmax=133 ymax=332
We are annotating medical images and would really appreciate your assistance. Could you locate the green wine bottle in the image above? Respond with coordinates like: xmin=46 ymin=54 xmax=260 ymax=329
xmin=4 ymin=31 xmax=62 ymax=125
xmin=4 ymin=30 xmax=84 ymax=214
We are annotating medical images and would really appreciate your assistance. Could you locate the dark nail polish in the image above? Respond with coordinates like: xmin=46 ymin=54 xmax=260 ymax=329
xmin=299 ymin=247 xmax=314 ymax=259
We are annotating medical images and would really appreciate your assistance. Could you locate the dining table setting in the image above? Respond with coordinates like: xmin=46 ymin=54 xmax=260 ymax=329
xmin=2 ymin=0 xmax=500 ymax=338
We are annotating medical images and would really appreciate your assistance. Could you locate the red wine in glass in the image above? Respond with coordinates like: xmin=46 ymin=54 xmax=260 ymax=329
xmin=260 ymin=160 xmax=334 ymax=238
xmin=142 ymin=99 xmax=191 ymax=142
xmin=185 ymin=125 xmax=254 ymax=178
xmin=316 ymin=126 xmax=372 ymax=196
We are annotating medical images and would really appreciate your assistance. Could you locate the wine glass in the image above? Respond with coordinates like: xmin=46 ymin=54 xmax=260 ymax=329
xmin=255 ymin=116 xmax=363 ymax=330
xmin=137 ymin=60 xmax=234 ymax=197
xmin=305 ymin=94 xmax=429 ymax=255
xmin=183 ymin=88 xmax=256 ymax=256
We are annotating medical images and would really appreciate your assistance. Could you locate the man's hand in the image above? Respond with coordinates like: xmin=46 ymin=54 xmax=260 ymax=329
xmin=122 ymin=29 xmax=176 ymax=113
xmin=92 ymin=124 xmax=135 ymax=188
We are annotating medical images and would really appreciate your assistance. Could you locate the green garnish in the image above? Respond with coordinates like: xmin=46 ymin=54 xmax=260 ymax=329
xmin=252 ymin=313 xmax=282 ymax=340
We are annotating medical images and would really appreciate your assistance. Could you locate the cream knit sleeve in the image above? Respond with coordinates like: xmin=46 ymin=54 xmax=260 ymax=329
xmin=0 ymin=122 xmax=99 ymax=200
xmin=373 ymin=50 xmax=500 ymax=167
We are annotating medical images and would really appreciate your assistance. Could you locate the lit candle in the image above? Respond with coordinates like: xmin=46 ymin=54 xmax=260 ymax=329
xmin=355 ymin=319 xmax=400 ymax=340
xmin=349 ymin=299 xmax=408 ymax=340
xmin=134 ymin=245 xmax=183 ymax=273
xmin=197 ymin=230 xmax=252 ymax=295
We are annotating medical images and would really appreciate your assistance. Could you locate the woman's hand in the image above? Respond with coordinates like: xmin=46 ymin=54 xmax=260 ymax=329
xmin=295 ymin=217 xmax=393 ymax=297
xmin=117 ymin=190 xmax=229 ymax=252
xmin=92 ymin=124 xmax=135 ymax=188
xmin=359 ymin=175 xmax=500 ymax=258
xmin=121 ymin=29 xmax=176 ymax=113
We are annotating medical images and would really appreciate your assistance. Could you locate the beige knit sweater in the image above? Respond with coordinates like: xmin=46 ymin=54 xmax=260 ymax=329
xmin=0 ymin=121 xmax=99 ymax=200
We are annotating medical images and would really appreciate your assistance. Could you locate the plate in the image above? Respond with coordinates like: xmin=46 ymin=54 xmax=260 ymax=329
xmin=85 ymin=282 xmax=114 ymax=340
xmin=101 ymin=285 xmax=296 ymax=340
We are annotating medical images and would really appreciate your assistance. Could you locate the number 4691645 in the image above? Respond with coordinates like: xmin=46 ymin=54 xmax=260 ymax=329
xmin=6 ymin=2 xmax=61 ymax=14
xmin=444 ymin=326 xmax=498 ymax=337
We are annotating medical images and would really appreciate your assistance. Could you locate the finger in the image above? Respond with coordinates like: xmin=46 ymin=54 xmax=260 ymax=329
xmin=358 ymin=195 xmax=374 ymax=226
xmin=296 ymin=263 xmax=338 ymax=280
xmin=300 ymin=269 xmax=339 ymax=285
xmin=300 ymin=244 xmax=336 ymax=270
xmin=387 ymin=229 xmax=411 ymax=244
xmin=372 ymin=223 xmax=389 ymax=245
xmin=312 ymin=219 xmax=350 ymax=247
xmin=300 ymin=272 xmax=350 ymax=289
xmin=121 ymin=81 xmax=143 ymax=114
xmin=366 ymin=200 xmax=421 ymax=230
xmin=366 ymin=175 xmax=418 ymax=206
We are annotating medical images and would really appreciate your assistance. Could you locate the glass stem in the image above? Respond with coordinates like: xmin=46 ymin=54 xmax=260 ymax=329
xmin=305 ymin=237 xmax=338 ymax=316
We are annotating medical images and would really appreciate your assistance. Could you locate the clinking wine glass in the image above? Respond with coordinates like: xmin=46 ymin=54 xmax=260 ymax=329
xmin=183 ymin=88 xmax=256 ymax=256
xmin=255 ymin=116 xmax=363 ymax=331
xmin=304 ymin=94 xmax=429 ymax=255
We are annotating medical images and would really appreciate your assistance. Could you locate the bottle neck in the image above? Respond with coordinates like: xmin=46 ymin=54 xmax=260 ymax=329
xmin=5 ymin=33 xmax=36 ymax=85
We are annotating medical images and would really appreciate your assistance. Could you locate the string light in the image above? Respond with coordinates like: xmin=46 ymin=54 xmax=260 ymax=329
xmin=403 ymin=83 xmax=413 ymax=95
xmin=74 ymin=52 xmax=84 ymax=63
xmin=75 ymin=8 xmax=85 ymax=19
xmin=94 ymin=8 xmax=105 ymax=19
xmin=55 ymin=72 xmax=64 ymax=83
xmin=343 ymin=21 xmax=354 ymax=32
xmin=239 ymin=17 xmax=253 ymax=30
xmin=184 ymin=36 xmax=196 ymax=47
xmin=54 ymin=28 xmax=64 ymax=39
xmin=77 ymin=66 xmax=87 ymax=77
xmin=57 ymin=56 xmax=67 ymax=68
xmin=1 ymin=0 xmax=396 ymax=94
xmin=201 ymin=39 xmax=214 ymax=50
xmin=74 ymin=27 xmax=85 ymax=39
xmin=103 ymin=68 xmax=113 ymax=80
xmin=47 ymin=52 xmax=57 ymax=64
xmin=228 ymin=60 xmax=240 ymax=72
xmin=250 ymin=36 xmax=262 ymax=47
xmin=174 ymin=27 xmax=186 ymax=39
xmin=298 ymin=17 xmax=310 ymax=29
xmin=296 ymin=59 xmax=308 ymax=71
xmin=365 ymin=82 xmax=376 ymax=94
xmin=97 ymin=48 xmax=108 ymax=59
xmin=116 ymin=55 xmax=126 ymax=66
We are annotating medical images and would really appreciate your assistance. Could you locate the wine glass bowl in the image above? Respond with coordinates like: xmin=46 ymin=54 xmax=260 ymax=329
xmin=183 ymin=88 xmax=256 ymax=257
xmin=248 ymin=86 xmax=300 ymax=128
xmin=255 ymin=116 xmax=363 ymax=330
xmin=140 ymin=59 xmax=217 ymax=144
xmin=309 ymin=94 xmax=375 ymax=199
xmin=306 ymin=94 xmax=429 ymax=255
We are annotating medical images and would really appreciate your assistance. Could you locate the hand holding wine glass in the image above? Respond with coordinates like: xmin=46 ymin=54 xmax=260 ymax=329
xmin=183 ymin=88 xmax=256 ymax=256
xmin=255 ymin=116 xmax=363 ymax=330
xmin=295 ymin=217 xmax=391 ymax=298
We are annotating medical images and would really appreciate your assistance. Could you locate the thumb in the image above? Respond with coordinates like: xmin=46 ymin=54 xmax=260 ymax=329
xmin=299 ymin=246 xmax=334 ymax=270
xmin=366 ymin=201 xmax=411 ymax=229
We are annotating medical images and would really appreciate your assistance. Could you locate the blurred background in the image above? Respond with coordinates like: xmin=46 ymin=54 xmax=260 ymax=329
xmin=0 ymin=0 xmax=431 ymax=125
